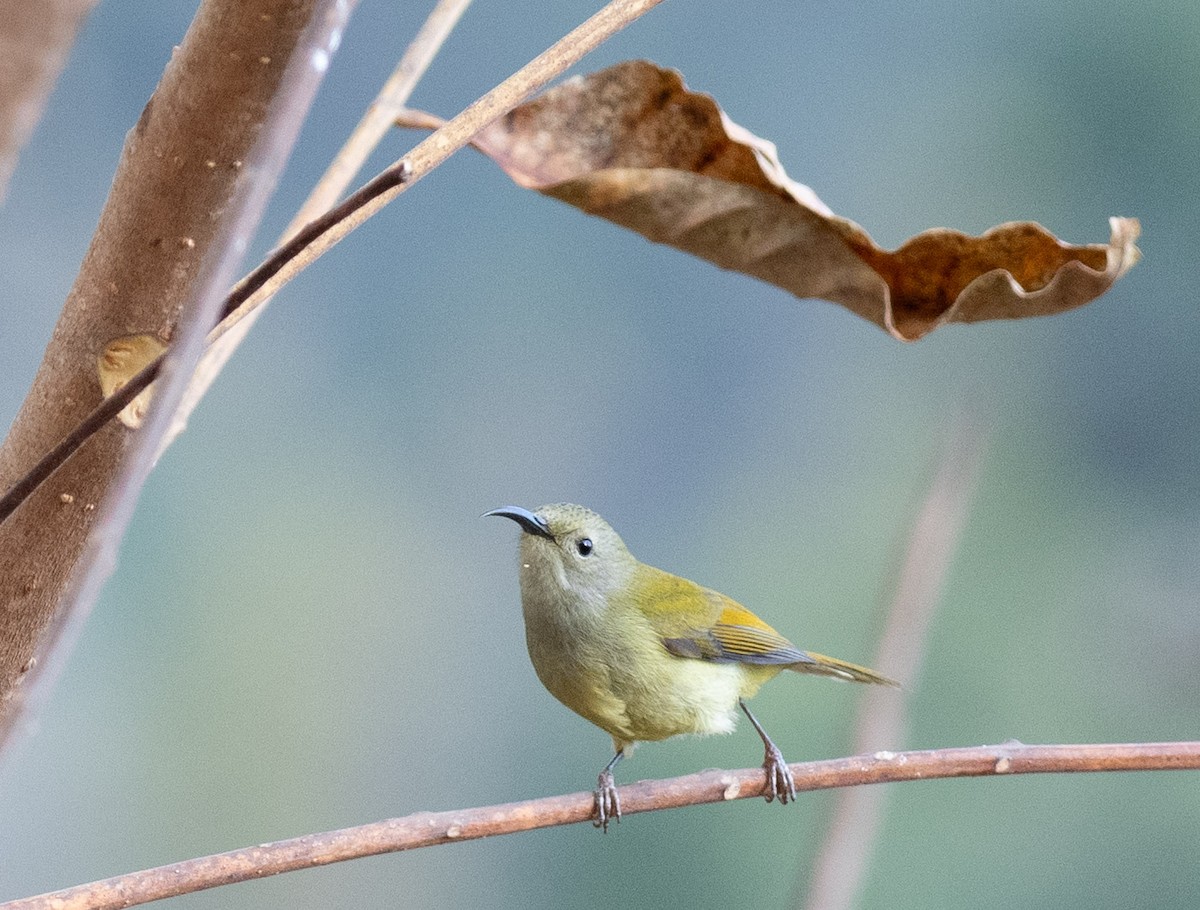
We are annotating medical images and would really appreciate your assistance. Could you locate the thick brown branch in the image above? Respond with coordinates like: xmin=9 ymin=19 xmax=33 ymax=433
xmin=4 ymin=741 xmax=1198 ymax=910
xmin=0 ymin=0 xmax=347 ymax=745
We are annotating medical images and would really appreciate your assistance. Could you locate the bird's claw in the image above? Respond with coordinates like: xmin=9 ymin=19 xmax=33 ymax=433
xmin=593 ymin=768 xmax=621 ymax=832
xmin=762 ymin=742 xmax=797 ymax=805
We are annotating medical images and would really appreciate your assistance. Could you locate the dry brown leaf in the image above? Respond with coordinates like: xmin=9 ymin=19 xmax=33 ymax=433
xmin=468 ymin=61 xmax=1140 ymax=341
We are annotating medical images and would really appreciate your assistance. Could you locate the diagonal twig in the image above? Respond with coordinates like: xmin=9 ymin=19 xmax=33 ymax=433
xmin=1 ymin=0 xmax=475 ymax=527
xmin=287 ymin=0 xmax=474 ymax=234
xmin=0 ymin=158 xmax=410 ymax=527
xmin=0 ymin=0 xmax=95 ymax=201
xmin=169 ymin=0 xmax=475 ymax=469
xmin=0 ymin=0 xmax=667 ymax=528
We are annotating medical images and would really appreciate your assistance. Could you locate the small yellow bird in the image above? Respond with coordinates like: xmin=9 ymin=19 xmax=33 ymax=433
xmin=486 ymin=503 xmax=897 ymax=830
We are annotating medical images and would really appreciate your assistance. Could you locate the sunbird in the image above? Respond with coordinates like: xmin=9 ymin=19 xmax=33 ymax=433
xmin=487 ymin=503 xmax=897 ymax=830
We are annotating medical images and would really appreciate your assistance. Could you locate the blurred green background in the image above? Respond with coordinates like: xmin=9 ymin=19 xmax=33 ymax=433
xmin=1 ymin=1 xmax=1198 ymax=907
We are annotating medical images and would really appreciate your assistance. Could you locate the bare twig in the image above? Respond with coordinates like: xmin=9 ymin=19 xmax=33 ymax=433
xmin=3 ymin=742 xmax=1197 ymax=910
xmin=391 ymin=106 xmax=448 ymax=132
xmin=171 ymin=0 xmax=475 ymax=467
xmin=214 ymin=0 xmax=668 ymax=327
xmin=0 ymin=0 xmax=667 ymax=528
xmin=287 ymin=0 xmax=473 ymax=234
xmin=803 ymin=420 xmax=988 ymax=910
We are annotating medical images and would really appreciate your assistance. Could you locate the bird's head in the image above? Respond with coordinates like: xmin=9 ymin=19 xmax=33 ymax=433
xmin=485 ymin=503 xmax=637 ymax=611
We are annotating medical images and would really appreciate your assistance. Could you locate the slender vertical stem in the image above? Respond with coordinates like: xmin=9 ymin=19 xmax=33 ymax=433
xmin=802 ymin=419 xmax=988 ymax=910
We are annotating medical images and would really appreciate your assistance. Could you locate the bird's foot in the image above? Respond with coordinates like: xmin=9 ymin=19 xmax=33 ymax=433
xmin=762 ymin=742 xmax=797 ymax=805
xmin=593 ymin=768 xmax=621 ymax=832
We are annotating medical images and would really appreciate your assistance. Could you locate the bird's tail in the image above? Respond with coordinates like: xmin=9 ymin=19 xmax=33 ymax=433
xmin=789 ymin=651 xmax=899 ymax=687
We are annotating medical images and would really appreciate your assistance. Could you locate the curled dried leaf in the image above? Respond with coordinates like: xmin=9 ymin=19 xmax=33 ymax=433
xmin=97 ymin=333 xmax=166 ymax=429
xmin=466 ymin=61 xmax=1140 ymax=340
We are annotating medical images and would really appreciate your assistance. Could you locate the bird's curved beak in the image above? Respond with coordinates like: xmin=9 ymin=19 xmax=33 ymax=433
xmin=484 ymin=505 xmax=553 ymax=539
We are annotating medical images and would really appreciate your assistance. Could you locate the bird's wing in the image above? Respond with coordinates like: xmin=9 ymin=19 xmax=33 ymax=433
xmin=659 ymin=589 xmax=813 ymax=667
xmin=638 ymin=569 xmax=899 ymax=685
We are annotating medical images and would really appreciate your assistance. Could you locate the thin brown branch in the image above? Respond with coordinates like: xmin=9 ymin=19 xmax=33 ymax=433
xmin=3 ymin=742 xmax=1196 ymax=910
xmin=0 ymin=0 xmax=666 ymax=528
xmin=172 ymin=0 xmax=474 ymax=465
xmin=216 ymin=0 xmax=669 ymax=326
xmin=802 ymin=419 xmax=988 ymax=910
xmin=287 ymin=0 xmax=473 ymax=235
xmin=392 ymin=105 xmax=449 ymax=132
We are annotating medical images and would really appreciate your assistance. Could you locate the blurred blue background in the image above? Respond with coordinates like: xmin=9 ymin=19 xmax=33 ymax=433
xmin=1 ymin=1 xmax=1198 ymax=907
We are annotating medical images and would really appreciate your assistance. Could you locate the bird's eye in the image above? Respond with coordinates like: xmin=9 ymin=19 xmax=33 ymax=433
xmin=576 ymin=537 xmax=594 ymax=556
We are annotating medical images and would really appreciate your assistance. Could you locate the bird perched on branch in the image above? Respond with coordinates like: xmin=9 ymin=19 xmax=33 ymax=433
xmin=486 ymin=502 xmax=897 ymax=831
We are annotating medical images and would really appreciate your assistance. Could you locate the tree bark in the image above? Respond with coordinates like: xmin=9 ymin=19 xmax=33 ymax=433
xmin=0 ymin=0 xmax=328 ymax=742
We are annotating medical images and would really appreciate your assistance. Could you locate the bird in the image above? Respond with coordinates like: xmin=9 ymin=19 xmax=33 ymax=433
xmin=485 ymin=502 xmax=897 ymax=830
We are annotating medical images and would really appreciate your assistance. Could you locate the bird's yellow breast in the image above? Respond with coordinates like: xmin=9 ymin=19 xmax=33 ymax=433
xmin=524 ymin=611 xmax=748 ymax=746
xmin=521 ymin=567 xmax=780 ymax=748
